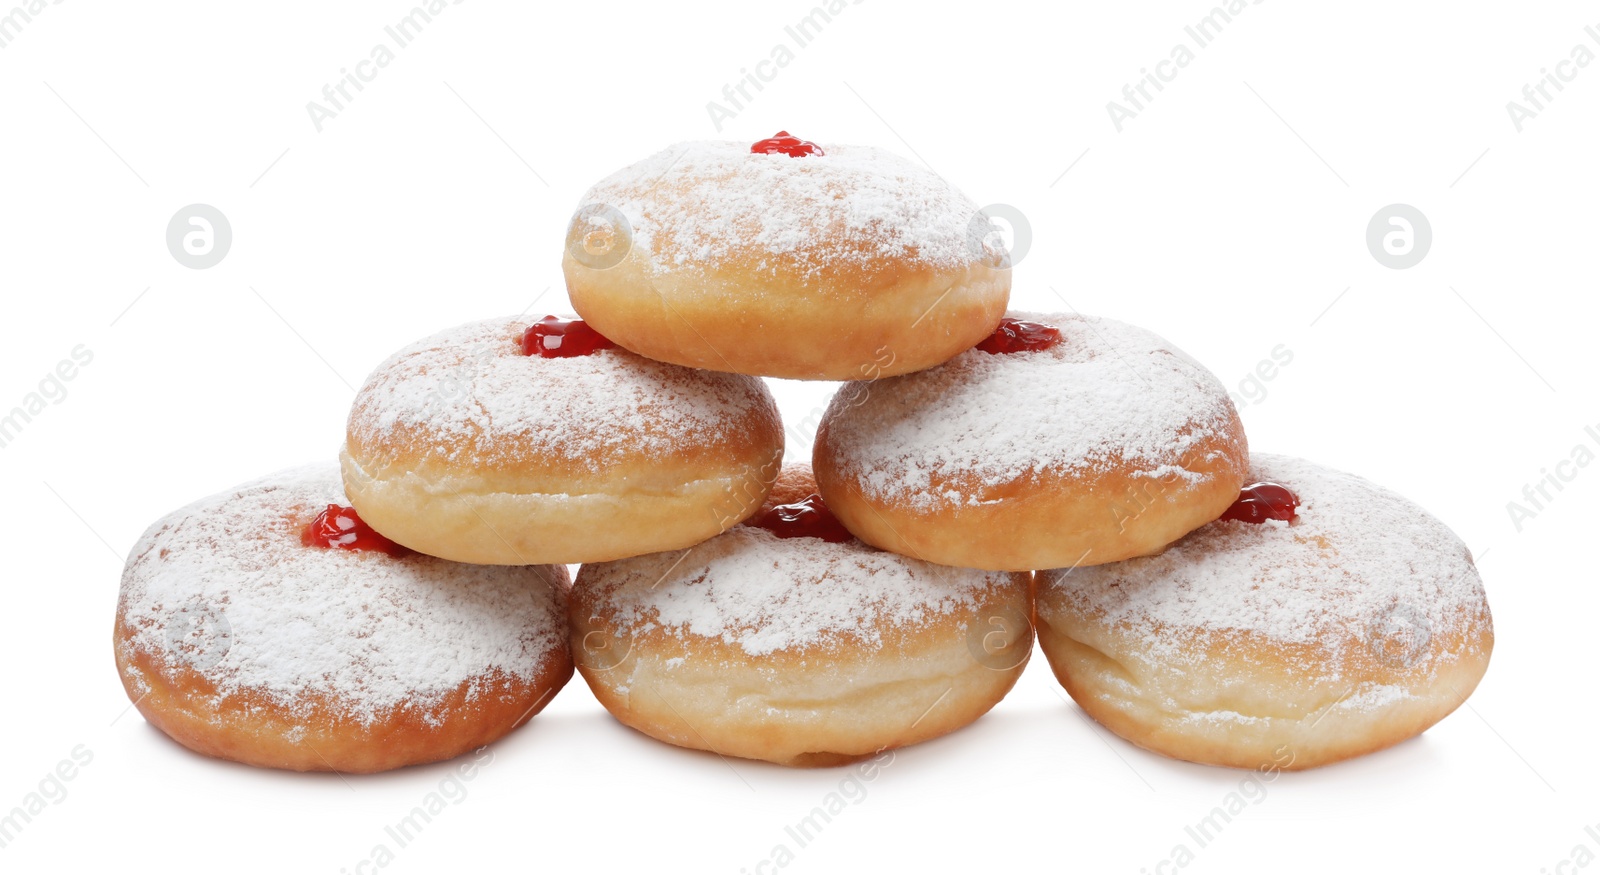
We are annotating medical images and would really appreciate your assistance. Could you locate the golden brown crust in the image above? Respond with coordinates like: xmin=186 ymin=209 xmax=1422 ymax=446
xmin=114 ymin=465 xmax=577 ymax=773
xmin=1035 ymin=604 xmax=1493 ymax=770
xmin=815 ymin=414 xmax=1249 ymax=571
xmin=569 ymin=536 xmax=1033 ymax=767
xmin=563 ymin=140 xmax=1011 ymax=381
xmin=342 ymin=318 xmax=785 ymax=564
xmin=566 ymin=256 xmax=1009 ymax=381
xmin=340 ymin=444 xmax=780 ymax=566
xmin=572 ymin=588 xmax=1031 ymax=767
xmin=1032 ymin=453 xmax=1496 ymax=770
xmin=113 ymin=617 xmax=572 ymax=774
xmin=811 ymin=312 xmax=1251 ymax=571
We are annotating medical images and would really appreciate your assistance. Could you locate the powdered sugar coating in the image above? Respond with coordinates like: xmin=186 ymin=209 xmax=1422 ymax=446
xmin=1040 ymin=454 xmax=1491 ymax=682
xmin=581 ymin=527 xmax=1014 ymax=657
xmin=820 ymin=312 xmax=1241 ymax=508
xmin=116 ymin=465 xmax=569 ymax=725
xmin=578 ymin=140 xmax=990 ymax=277
xmin=347 ymin=317 xmax=777 ymax=470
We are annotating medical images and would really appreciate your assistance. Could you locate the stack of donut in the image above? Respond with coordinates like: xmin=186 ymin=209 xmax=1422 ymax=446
xmin=113 ymin=131 xmax=1492 ymax=774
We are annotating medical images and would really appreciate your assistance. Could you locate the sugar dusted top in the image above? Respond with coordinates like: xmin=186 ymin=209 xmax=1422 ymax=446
xmin=581 ymin=527 xmax=1013 ymax=657
xmin=820 ymin=312 xmax=1242 ymax=509
xmin=1040 ymin=454 xmax=1491 ymax=680
xmin=116 ymin=464 xmax=568 ymax=725
xmin=347 ymin=317 xmax=776 ymax=470
xmin=575 ymin=140 xmax=991 ymax=278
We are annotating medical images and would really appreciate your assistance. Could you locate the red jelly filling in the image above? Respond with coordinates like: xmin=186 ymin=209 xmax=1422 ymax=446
xmin=751 ymin=131 xmax=824 ymax=157
xmin=976 ymin=318 xmax=1062 ymax=355
xmin=302 ymin=505 xmax=412 ymax=557
xmin=1219 ymin=482 xmax=1300 ymax=524
xmin=751 ymin=494 xmax=853 ymax=543
xmin=522 ymin=316 xmax=615 ymax=358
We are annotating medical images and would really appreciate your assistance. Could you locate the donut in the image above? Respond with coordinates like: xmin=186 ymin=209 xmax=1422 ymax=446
xmin=754 ymin=459 xmax=831 ymax=514
xmin=341 ymin=316 xmax=784 ymax=565
xmin=1035 ymin=454 xmax=1494 ymax=771
xmin=561 ymin=134 xmax=1011 ymax=380
xmin=112 ymin=465 xmax=572 ymax=773
xmin=569 ymin=465 xmax=1033 ymax=767
xmin=814 ymin=313 xmax=1249 ymax=572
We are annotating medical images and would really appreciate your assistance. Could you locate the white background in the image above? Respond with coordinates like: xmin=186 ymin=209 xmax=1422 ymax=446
xmin=1 ymin=1 xmax=1594 ymax=872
